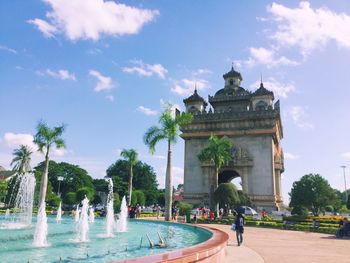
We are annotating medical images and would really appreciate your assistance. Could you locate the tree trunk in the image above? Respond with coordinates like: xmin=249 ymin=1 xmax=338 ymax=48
xmin=38 ymin=147 xmax=50 ymax=207
xmin=165 ymin=140 xmax=172 ymax=221
xmin=128 ymin=165 xmax=133 ymax=206
xmin=210 ymin=168 xmax=219 ymax=212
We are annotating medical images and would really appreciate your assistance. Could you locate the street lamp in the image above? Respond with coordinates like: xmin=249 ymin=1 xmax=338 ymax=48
xmin=341 ymin=166 xmax=348 ymax=203
xmin=57 ymin=176 xmax=64 ymax=197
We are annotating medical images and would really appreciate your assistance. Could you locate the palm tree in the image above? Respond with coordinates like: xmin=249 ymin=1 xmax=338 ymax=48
xmin=33 ymin=121 xmax=66 ymax=206
xmin=120 ymin=149 xmax=138 ymax=206
xmin=144 ymin=106 xmax=192 ymax=221
xmin=198 ymin=135 xmax=232 ymax=211
xmin=11 ymin=145 xmax=33 ymax=175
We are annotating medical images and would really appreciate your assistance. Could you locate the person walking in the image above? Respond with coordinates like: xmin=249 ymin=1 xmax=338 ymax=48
xmin=235 ymin=211 xmax=245 ymax=246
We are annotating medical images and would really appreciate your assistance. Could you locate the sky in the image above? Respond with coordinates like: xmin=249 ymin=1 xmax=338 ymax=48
xmin=1 ymin=0 xmax=350 ymax=205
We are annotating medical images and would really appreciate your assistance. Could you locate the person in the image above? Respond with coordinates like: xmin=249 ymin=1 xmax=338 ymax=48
xmin=219 ymin=208 xmax=224 ymax=219
xmin=235 ymin=211 xmax=245 ymax=246
xmin=209 ymin=210 xmax=215 ymax=221
xmin=172 ymin=206 xmax=177 ymax=221
xmin=201 ymin=207 xmax=205 ymax=219
xmin=193 ymin=212 xmax=197 ymax=224
xmin=336 ymin=217 xmax=350 ymax=238
xmin=156 ymin=205 xmax=161 ymax=219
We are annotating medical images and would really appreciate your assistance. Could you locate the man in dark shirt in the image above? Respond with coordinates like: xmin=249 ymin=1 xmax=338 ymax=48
xmin=235 ymin=212 xmax=245 ymax=246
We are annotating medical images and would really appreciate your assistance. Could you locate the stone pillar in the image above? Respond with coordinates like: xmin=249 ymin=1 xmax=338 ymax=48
xmin=241 ymin=167 xmax=249 ymax=194
xmin=275 ymin=169 xmax=281 ymax=198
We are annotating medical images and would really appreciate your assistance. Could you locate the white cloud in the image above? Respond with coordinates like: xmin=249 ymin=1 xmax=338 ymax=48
xmin=141 ymin=154 xmax=166 ymax=160
xmin=27 ymin=18 xmax=57 ymax=38
xmin=3 ymin=133 xmax=37 ymax=150
xmin=284 ymin=152 xmax=300 ymax=160
xmin=341 ymin=152 xmax=350 ymax=159
xmin=250 ymin=77 xmax=295 ymax=99
xmin=45 ymin=69 xmax=76 ymax=80
xmin=89 ymin=69 xmax=114 ymax=92
xmin=28 ymin=0 xmax=159 ymax=41
xmin=0 ymin=45 xmax=17 ymax=54
xmin=158 ymin=166 xmax=184 ymax=189
xmin=268 ymin=1 xmax=350 ymax=55
xmin=285 ymin=106 xmax=314 ymax=129
xmin=137 ymin=106 xmax=158 ymax=116
xmin=1 ymin=132 xmax=67 ymax=158
xmin=171 ymin=78 xmax=209 ymax=97
xmin=236 ymin=47 xmax=298 ymax=68
xmin=122 ymin=60 xmax=168 ymax=79
xmin=192 ymin=68 xmax=212 ymax=76
xmin=106 ymin=95 xmax=114 ymax=101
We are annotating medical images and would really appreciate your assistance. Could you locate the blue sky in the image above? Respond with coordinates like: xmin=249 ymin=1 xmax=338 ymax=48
xmin=1 ymin=0 xmax=350 ymax=204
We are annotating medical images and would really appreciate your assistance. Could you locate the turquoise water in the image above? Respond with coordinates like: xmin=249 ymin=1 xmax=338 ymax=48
xmin=0 ymin=216 xmax=212 ymax=263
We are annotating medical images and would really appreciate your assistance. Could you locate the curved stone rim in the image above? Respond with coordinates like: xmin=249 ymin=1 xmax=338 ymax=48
xmin=111 ymin=221 xmax=229 ymax=263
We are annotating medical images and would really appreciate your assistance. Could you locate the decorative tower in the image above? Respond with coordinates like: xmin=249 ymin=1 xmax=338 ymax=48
xmin=181 ymin=66 xmax=284 ymax=211
xmin=183 ymin=88 xmax=207 ymax=114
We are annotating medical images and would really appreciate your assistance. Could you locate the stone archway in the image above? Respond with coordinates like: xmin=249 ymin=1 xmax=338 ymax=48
xmin=218 ymin=169 xmax=240 ymax=184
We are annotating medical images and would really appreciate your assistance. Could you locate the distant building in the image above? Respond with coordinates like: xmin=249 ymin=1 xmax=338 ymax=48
xmin=181 ymin=67 xmax=284 ymax=211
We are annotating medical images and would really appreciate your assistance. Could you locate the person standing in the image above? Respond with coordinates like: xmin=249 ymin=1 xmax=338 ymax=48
xmin=235 ymin=211 xmax=245 ymax=246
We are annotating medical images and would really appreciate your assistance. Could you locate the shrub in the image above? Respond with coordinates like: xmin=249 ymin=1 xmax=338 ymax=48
xmin=64 ymin=192 xmax=77 ymax=205
xmin=76 ymin=187 xmax=95 ymax=202
xmin=47 ymin=195 xmax=61 ymax=207
xmin=131 ymin=190 xmax=145 ymax=206
xmin=177 ymin=202 xmax=193 ymax=216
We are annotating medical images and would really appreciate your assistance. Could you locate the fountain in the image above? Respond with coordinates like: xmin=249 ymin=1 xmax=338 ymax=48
xmin=2 ymin=173 xmax=35 ymax=228
xmin=75 ymin=196 xmax=89 ymax=242
xmin=32 ymin=201 xmax=49 ymax=247
xmin=89 ymin=207 xmax=95 ymax=223
xmin=5 ymin=208 xmax=10 ymax=219
xmin=105 ymin=178 xmax=115 ymax=237
xmin=116 ymin=196 xmax=128 ymax=232
xmin=74 ymin=204 xmax=80 ymax=222
xmin=56 ymin=202 xmax=62 ymax=222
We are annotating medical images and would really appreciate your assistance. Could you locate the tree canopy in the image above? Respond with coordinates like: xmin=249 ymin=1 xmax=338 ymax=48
xmin=106 ymin=159 xmax=159 ymax=205
xmin=289 ymin=174 xmax=339 ymax=216
xmin=213 ymin=183 xmax=240 ymax=209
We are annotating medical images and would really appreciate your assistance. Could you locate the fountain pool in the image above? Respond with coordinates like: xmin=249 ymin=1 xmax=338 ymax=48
xmin=0 ymin=216 xmax=212 ymax=263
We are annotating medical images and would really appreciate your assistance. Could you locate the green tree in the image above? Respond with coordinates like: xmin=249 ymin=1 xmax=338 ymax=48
xmin=34 ymin=161 xmax=94 ymax=197
xmin=33 ymin=121 xmax=66 ymax=207
xmin=198 ymin=135 xmax=232 ymax=211
xmin=347 ymin=195 xmax=350 ymax=210
xmin=213 ymin=183 xmax=240 ymax=209
xmin=177 ymin=201 xmax=193 ymax=216
xmin=76 ymin=187 xmax=95 ymax=202
xmin=120 ymin=149 xmax=138 ymax=206
xmin=64 ymin=192 xmax=77 ymax=205
xmin=237 ymin=190 xmax=252 ymax=207
xmin=11 ymin=145 xmax=33 ymax=175
xmin=144 ymin=106 xmax=192 ymax=221
xmin=157 ymin=191 xmax=165 ymax=206
xmin=106 ymin=160 xmax=158 ymax=205
xmin=93 ymin=179 xmax=108 ymax=193
xmin=131 ymin=190 xmax=145 ymax=206
xmin=0 ymin=181 xmax=8 ymax=203
xmin=289 ymin=174 xmax=339 ymax=216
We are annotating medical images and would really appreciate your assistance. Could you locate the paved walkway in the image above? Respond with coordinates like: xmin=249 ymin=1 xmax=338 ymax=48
xmin=208 ymin=224 xmax=350 ymax=263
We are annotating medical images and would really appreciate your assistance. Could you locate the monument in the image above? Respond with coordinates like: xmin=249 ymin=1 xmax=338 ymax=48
xmin=180 ymin=67 xmax=284 ymax=211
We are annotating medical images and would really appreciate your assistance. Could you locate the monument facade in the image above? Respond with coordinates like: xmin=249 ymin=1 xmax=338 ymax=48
xmin=180 ymin=67 xmax=284 ymax=211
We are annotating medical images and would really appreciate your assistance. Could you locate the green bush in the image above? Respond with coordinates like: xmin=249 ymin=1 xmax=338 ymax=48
xmin=64 ymin=192 xmax=77 ymax=205
xmin=114 ymin=192 xmax=121 ymax=212
xmin=47 ymin=195 xmax=61 ymax=207
xmin=132 ymin=190 xmax=145 ymax=206
xmin=76 ymin=187 xmax=95 ymax=202
xmin=177 ymin=202 xmax=193 ymax=216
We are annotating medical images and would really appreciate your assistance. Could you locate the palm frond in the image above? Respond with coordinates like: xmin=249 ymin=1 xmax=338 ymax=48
xmin=143 ymin=126 xmax=166 ymax=154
